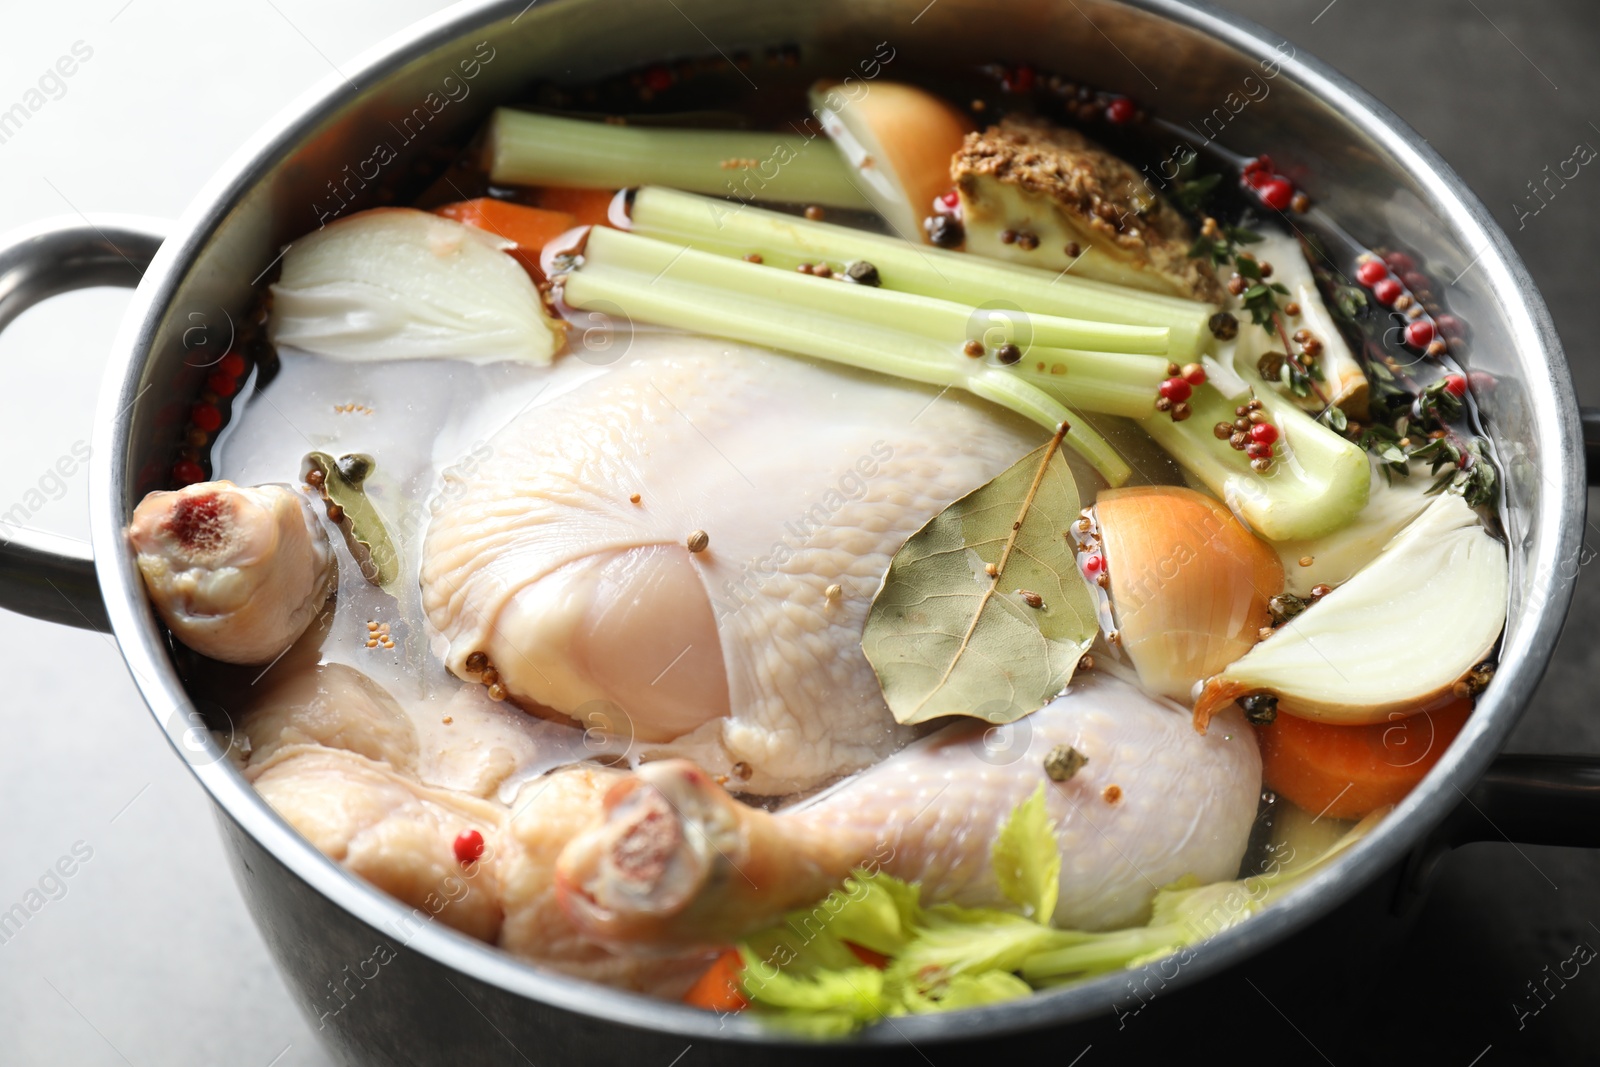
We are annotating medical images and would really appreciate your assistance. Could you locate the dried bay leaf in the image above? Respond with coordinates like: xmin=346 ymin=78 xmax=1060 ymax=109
xmin=305 ymin=451 xmax=400 ymax=593
xmin=863 ymin=426 xmax=1098 ymax=725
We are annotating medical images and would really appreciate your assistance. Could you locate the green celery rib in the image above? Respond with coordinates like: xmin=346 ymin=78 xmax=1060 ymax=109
xmin=583 ymin=227 xmax=1174 ymax=357
xmin=628 ymin=186 xmax=1215 ymax=358
xmin=966 ymin=373 xmax=1131 ymax=485
xmin=1140 ymin=382 xmax=1369 ymax=542
xmin=1019 ymin=927 xmax=1177 ymax=981
xmin=562 ymin=256 xmax=1133 ymax=486
xmin=1011 ymin=348 xmax=1172 ymax=419
xmin=486 ymin=110 xmax=869 ymax=210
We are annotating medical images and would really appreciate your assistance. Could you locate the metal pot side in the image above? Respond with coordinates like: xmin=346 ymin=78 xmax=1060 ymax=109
xmin=75 ymin=1 xmax=1582 ymax=1063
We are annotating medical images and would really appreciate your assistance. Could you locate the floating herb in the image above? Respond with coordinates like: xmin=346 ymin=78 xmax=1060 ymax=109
xmin=1233 ymin=256 xmax=1292 ymax=329
xmin=862 ymin=424 xmax=1098 ymax=726
xmin=1187 ymin=219 xmax=1263 ymax=268
xmin=1419 ymin=436 xmax=1497 ymax=508
xmin=1330 ymin=283 xmax=1369 ymax=322
xmin=305 ymin=451 xmax=400 ymax=592
xmin=1415 ymin=376 xmax=1465 ymax=427
xmin=1171 ymin=172 xmax=1220 ymax=214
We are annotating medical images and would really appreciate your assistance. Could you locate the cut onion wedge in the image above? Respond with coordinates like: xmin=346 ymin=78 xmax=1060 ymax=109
xmin=1234 ymin=231 xmax=1368 ymax=418
xmin=1193 ymin=492 xmax=1506 ymax=729
xmin=1272 ymin=463 xmax=1435 ymax=596
xmin=269 ymin=208 xmax=565 ymax=364
xmin=1095 ymin=485 xmax=1282 ymax=703
xmin=808 ymin=80 xmax=973 ymax=243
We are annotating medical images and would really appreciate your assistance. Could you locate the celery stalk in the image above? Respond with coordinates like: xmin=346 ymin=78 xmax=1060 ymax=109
xmin=733 ymin=800 xmax=1383 ymax=1034
xmin=629 ymin=186 xmax=1215 ymax=357
xmin=1011 ymin=348 xmax=1178 ymax=418
xmin=486 ymin=110 xmax=869 ymax=209
xmin=582 ymin=226 xmax=1174 ymax=357
xmin=563 ymin=234 xmax=1135 ymax=485
xmin=1140 ymin=383 xmax=1369 ymax=542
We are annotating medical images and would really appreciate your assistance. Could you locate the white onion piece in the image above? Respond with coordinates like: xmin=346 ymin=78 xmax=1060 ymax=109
xmin=268 ymin=208 xmax=563 ymax=364
xmin=1096 ymin=485 xmax=1282 ymax=704
xmin=808 ymin=80 xmax=972 ymax=243
xmin=1232 ymin=231 xmax=1367 ymax=416
xmin=1273 ymin=463 xmax=1435 ymax=596
xmin=1195 ymin=492 xmax=1506 ymax=727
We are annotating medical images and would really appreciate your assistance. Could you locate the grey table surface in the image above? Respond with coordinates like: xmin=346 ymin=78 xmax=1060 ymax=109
xmin=0 ymin=1 xmax=1595 ymax=1064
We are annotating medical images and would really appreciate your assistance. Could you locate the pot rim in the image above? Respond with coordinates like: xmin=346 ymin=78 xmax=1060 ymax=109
xmin=86 ymin=0 xmax=1584 ymax=1045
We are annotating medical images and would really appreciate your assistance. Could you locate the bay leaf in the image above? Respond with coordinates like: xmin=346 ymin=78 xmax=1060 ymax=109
xmin=862 ymin=427 xmax=1097 ymax=726
xmin=305 ymin=451 xmax=401 ymax=593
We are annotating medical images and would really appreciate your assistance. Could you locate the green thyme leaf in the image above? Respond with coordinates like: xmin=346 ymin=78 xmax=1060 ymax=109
xmin=1172 ymin=172 xmax=1220 ymax=213
xmin=1332 ymin=284 xmax=1369 ymax=321
xmin=1416 ymin=377 xmax=1464 ymax=427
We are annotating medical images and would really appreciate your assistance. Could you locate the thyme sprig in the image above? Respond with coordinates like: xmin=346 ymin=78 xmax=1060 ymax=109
xmin=1171 ymin=172 xmax=1221 ymax=214
xmin=1233 ymin=254 xmax=1291 ymax=330
xmin=1353 ymin=414 xmax=1496 ymax=508
xmin=1415 ymin=376 xmax=1465 ymax=426
xmin=1419 ymin=436 xmax=1497 ymax=508
xmin=1188 ymin=222 xmax=1263 ymax=269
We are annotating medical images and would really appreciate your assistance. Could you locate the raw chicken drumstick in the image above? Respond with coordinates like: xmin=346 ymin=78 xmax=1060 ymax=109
xmin=128 ymin=480 xmax=333 ymax=664
xmin=555 ymin=672 xmax=1261 ymax=948
xmin=237 ymin=663 xmax=710 ymax=993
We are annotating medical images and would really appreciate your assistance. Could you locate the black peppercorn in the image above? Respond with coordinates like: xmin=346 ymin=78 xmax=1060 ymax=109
xmin=925 ymin=215 xmax=964 ymax=248
xmin=336 ymin=453 xmax=374 ymax=484
xmin=1240 ymin=694 xmax=1278 ymax=725
xmin=1209 ymin=311 xmax=1239 ymax=341
xmin=845 ymin=260 xmax=881 ymax=287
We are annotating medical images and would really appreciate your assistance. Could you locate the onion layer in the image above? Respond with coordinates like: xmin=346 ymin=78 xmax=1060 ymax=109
xmin=1193 ymin=492 xmax=1506 ymax=729
xmin=268 ymin=208 xmax=564 ymax=364
xmin=809 ymin=80 xmax=973 ymax=243
xmin=1096 ymin=485 xmax=1282 ymax=703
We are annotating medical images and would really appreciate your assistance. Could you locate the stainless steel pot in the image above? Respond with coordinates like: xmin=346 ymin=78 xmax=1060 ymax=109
xmin=0 ymin=1 xmax=1588 ymax=1063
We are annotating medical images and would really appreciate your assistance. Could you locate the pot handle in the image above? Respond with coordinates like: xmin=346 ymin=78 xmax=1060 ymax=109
xmin=1582 ymin=406 xmax=1600 ymax=479
xmin=0 ymin=215 xmax=169 ymax=632
xmin=1397 ymin=754 xmax=1600 ymax=909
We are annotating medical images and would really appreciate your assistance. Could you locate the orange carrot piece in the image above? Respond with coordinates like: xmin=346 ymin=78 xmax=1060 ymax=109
xmin=1256 ymin=698 xmax=1473 ymax=821
xmin=433 ymin=198 xmax=578 ymax=281
xmin=534 ymin=186 xmax=619 ymax=228
xmin=683 ymin=948 xmax=749 ymax=1013
xmin=845 ymin=942 xmax=890 ymax=970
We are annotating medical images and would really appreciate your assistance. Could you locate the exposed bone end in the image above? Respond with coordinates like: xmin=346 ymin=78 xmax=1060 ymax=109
xmin=128 ymin=480 xmax=334 ymax=664
xmin=554 ymin=760 xmax=728 ymax=946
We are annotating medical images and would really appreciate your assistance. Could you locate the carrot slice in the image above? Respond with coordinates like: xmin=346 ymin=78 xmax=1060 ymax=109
xmin=683 ymin=948 xmax=748 ymax=1013
xmin=432 ymin=198 xmax=577 ymax=281
xmin=1256 ymin=698 xmax=1472 ymax=821
xmin=534 ymin=186 xmax=619 ymax=228
xmin=845 ymin=941 xmax=890 ymax=969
